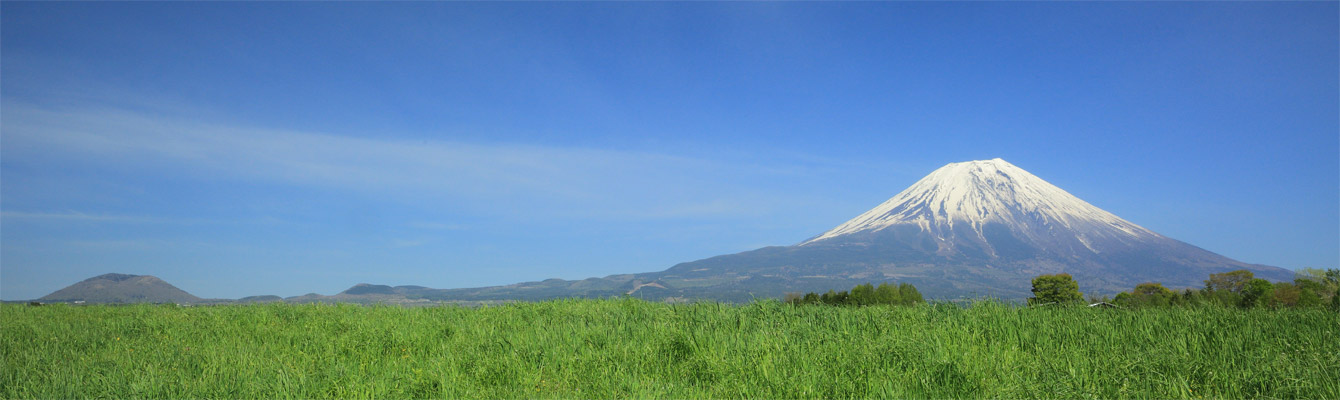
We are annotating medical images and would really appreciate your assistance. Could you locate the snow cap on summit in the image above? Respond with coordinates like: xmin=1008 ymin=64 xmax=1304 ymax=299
xmin=802 ymin=159 xmax=1157 ymax=245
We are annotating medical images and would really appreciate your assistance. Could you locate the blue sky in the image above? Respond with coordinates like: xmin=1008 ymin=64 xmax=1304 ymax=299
xmin=2 ymin=2 xmax=1336 ymax=300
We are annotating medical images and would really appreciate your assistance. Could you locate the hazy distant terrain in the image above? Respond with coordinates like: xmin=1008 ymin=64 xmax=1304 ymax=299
xmin=31 ymin=160 xmax=1296 ymax=305
xmin=38 ymin=274 xmax=200 ymax=304
xmin=292 ymin=159 xmax=1293 ymax=303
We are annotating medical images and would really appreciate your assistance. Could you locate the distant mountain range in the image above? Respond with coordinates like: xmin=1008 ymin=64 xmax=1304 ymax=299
xmin=642 ymin=159 xmax=1295 ymax=299
xmin=395 ymin=159 xmax=1292 ymax=301
xmin=31 ymin=159 xmax=1296 ymax=304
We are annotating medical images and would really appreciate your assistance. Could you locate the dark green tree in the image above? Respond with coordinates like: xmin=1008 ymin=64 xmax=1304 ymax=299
xmin=850 ymin=283 xmax=876 ymax=306
xmin=1131 ymin=282 xmax=1175 ymax=307
xmin=796 ymin=282 xmax=924 ymax=307
xmin=1203 ymin=270 xmax=1254 ymax=306
xmin=1028 ymin=273 xmax=1083 ymax=305
xmin=1297 ymin=289 xmax=1323 ymax=308
xmin=1295 ymin=269 xmax=1340 ymax=309
xmin=819 ymin=290 xmax=836 ymax=305
xmin=899 ymin=283 xmax=924 ymax=305
xmin=1205 ymin=270 xmax=1254 ymax=293
xmin=1113 ymin=291 xmax=1132 ymax=305
xmin=1241 ymin=278 xmax=1275 ymax=308
xmin=1267 ymin=282 xmax=1302 ymax=307
xmin=1294 ymin=277 xmax=1325 ymax=299
xmin=802 ymin=292 xmax=819 ymax=305
xmin=1174 ymin=288 xmax=1202 ymax=306
xmin=1332 ymin=287 xmax=1340 ymax=311
xmin=1134 ymin=282 xmax=1172 ymax=296
xmin=874 ymin=283 xmax=900 ymax=305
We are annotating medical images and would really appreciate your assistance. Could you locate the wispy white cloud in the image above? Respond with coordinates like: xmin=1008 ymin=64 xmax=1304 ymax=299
xmin=0 ymin=211 xmax=151 ymax=223
xmin=2 ymin=103 xmax=832 ymax=221
xmin=0 ymin=210 xmax=222 ymax=224
xmin=6 ymin=237 xmax=255 ymax=253
xmin=0 ymin=211 xmax=290 ymax=227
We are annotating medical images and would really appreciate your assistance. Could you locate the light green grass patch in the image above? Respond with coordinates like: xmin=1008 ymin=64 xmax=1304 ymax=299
xmin=3 ymin=299 xmax=1337 ymax=398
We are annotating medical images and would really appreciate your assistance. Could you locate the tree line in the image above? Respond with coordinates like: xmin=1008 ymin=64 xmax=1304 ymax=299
xmin=1029 ymin=268 xmax=1340 ymax=309
xmin=784 ymin=282 xmax=925 ymax=306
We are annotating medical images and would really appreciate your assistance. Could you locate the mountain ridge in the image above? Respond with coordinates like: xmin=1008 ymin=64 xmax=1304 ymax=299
xmin=385 ymin=159 xmax=1293 ymax=302
xmin=31 ymin=159 xmax=1298 ymax=303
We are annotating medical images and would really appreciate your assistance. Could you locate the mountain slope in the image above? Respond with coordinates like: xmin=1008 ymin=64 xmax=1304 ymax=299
xmin=401 ymin=159 xmax=1293 ymax=301
xmin=39 ymin=273 xmax=202 ymax=303
xmin=653 ymin=159 xmax=1293 ymax=298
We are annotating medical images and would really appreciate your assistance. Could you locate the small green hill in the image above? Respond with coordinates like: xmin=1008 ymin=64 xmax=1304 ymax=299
xmin=340 ymin=283 xmax=397 ymax=295
xmin=238 ymin=295 xmax=283 ymax=303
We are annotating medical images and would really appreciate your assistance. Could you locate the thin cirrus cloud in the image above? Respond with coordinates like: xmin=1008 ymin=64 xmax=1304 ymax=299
xmin=0 ymin=211 xmax=289 ymax=228
xmin=0 ymin=210 xmax=163 ymax=223
xmin=2 ymin=103 xmax=818 ymax=221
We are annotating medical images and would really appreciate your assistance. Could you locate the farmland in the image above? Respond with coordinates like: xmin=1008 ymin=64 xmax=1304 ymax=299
xmin=3 ymin=300 xmax=1337 ymax=398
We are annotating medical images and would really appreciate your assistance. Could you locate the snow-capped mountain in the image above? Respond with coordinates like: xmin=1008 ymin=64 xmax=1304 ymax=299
xmin=796 ymin=158 xmax=1173 ymax=266
xmin=804 ymin=158 xmax=1156 ymax=247
xmin=643 ymin=158 xmax=1295 ymax=299
xmin=306 ymin=158 xmax=1298 ymax=302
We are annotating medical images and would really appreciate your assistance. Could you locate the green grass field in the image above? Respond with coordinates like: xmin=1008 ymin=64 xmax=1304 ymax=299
xmin=3 ymin=299 xmax=1337 ymax=398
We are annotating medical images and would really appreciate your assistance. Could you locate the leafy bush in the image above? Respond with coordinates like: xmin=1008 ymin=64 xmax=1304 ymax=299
xmin=1113 ymin=269 xmax=1340 ymax=309
xmin=788 ymin=282 xmax=923 ymax=307
xmin=1027 ymin=273 xmax=1083 ymax=305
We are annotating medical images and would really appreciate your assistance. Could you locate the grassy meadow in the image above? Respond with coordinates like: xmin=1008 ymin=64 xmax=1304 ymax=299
xmin=3 ymin=299 xmax=1337 ymax=398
